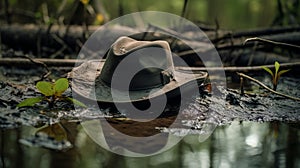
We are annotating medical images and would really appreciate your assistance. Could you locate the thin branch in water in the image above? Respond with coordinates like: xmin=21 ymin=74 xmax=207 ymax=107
xmin=237 ymin=72 xmax=300 ymax=101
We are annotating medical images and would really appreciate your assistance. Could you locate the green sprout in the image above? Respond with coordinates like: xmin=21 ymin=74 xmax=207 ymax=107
xmin=17 ymin=78 xmax=86 ymax=108
xmin=261 ymin=61 xmax=290 ymax=91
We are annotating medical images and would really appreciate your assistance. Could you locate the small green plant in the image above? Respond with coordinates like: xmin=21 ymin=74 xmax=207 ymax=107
xmin=261 ymin=61 xmax=290 ymax=91
xmin=17 ymin=78 xmax=86 ymax=108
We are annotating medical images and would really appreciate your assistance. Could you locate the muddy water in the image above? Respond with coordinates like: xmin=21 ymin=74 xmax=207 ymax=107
xmin=1 ymin=121 xmax=299 ymax=168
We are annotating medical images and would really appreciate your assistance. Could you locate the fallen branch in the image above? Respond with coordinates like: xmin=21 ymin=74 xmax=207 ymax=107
xmin=0 ymin=58 xmax=83 ymax=67
xmin=237 ymin=72 xmax=300 ymax=101
xmin=1 ymin=57 xmax=300 ymax=73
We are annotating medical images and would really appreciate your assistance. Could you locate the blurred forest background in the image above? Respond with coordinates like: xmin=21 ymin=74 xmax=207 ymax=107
xmin=1 ymin=0 xmax=300 ymax=29
xmin=0 ymin=0 xmax=300 ymax=63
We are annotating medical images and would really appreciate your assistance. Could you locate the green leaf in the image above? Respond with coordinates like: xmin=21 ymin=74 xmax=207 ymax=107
xmin=17 ymin=97 xmax=44 ymax=107
xmin=54 ymin=78 xmax=69 ymax=96
xmin=277 ymin=69 xmax=290 ymax=80
xmin=261 ymin=66 xmax=274 ymax=78
xmin=36 ymin=81 xmax=54 ymax=96
xmin=274 ymin=61 xmax=280 ymax=76
xmin=65 ymin=97 xmax=87 ymax=108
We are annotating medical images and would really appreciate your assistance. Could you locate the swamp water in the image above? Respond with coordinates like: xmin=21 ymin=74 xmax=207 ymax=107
xmin=1 ymin=121 xmax=300 ymax=168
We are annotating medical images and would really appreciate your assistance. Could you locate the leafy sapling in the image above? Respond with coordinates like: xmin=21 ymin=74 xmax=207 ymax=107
xmin=17 ymin=78 xmax=86 ymax=108
xmin=261 ymin=61 xmax=290 ymax=91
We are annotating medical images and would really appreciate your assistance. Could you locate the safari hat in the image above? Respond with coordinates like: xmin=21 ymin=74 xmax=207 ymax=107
xmin=70 ymin=36 xmax=207 ymax=103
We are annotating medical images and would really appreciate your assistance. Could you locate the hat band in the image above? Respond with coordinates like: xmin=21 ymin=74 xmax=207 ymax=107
xmin=100 ymin=69 xmax=174 ymax=91
xmin=129 ymin=69 xmax=174 ymax=91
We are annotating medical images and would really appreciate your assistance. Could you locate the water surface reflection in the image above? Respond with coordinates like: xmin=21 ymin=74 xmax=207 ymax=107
xmin=1 ymin=121 xmax=299 ymax=168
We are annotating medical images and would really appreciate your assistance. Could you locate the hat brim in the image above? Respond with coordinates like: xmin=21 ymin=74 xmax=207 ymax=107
xmin=70 ymin=60 xmax=207 ymax=103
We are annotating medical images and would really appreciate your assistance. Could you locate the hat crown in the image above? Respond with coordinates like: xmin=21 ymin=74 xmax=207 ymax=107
xmin=99 ymin=36 xmax=174 ymax=91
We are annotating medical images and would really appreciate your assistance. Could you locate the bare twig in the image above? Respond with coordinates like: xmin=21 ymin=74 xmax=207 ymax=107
xmin=176 ymin=62 xmax=300 ymax=72
xmin=213 ymin=26 xmax=300 ymax=43
xmin=214 ymin=18 xmax=219 ymax=42
xmin=50 ymin=33 xmax=72 ymax=58
xmin=65 ymin=1 xmax=80 ymax=36
xmin=240 ymin=76 xmax=244 ymax=95
xmin=237 ymin=72 xmax=300 ymax=101
xmin=46 ymin=0 xmax=68 ymax=33
xmin=50 ymin=45 xmax=67 ymax=59
xmin=181 ymin=0 xmax=189 ymax=18
xmin=243 ymin=37 xmax=300 ymax=50
xmin=13 ymin=52 xmax=51 ymax=80
xmin=0 ymin=58 xmax=83 ymax=67
xmin=57 ymin=0 xmax=68 ymax=17
xmin=42 ymin=3 xmax=50 ymax=24
xmin=272 ymin=0 xmax=284 ymax=26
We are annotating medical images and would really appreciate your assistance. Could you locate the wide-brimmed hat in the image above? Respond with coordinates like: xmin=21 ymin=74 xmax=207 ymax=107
xmin=69 ymin=36 xmax=207 ymax=103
